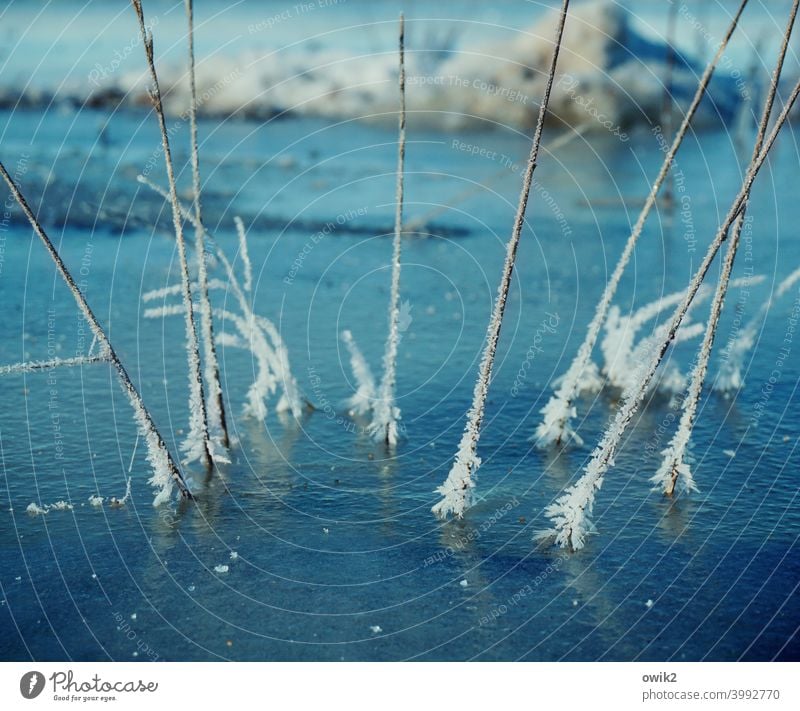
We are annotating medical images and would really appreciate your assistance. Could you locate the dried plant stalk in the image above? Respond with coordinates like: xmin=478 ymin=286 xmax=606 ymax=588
xmin=535 ymin=0 xmax=750 ymax=448
xmin=184 ymin=0 xmax=230 ymax=449
xmin=542 ymin=75 xmax=800 ymax=550
xmin=132 ymin=0 xmax=213 ymax=467
xmin=0 ymin=161 xmax=192 ymax=504
xmin=432 ymin=0 xmax=570 ymax=520
xmin=370 ymin=14 xmax=407 ymax=447
xmin=653 ymin=0 xmax=799 ymax=496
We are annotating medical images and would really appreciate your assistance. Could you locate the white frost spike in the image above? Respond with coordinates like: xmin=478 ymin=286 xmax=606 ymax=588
xmin=142 ymin=283 xmax=183 ymax=302
xmin=235 ymin=217 xmax=253 ymax=293
xmin=133 ymin=399 xmax=179 ymax=505
xmin=542 ymin=74 xmax=800 ymax=549
xmin=144 ymin=304 xmax=188 ymax=319
xmin=144 ymin=281 xmax=300 ymax=423
xmin=341 ymin=330 xmax=377 ymax=416
xmin=534 ymin=0 xmax=749 ymax=448
xmin=775 ymin=267 xmax=800 ymax=299
xmin=537 ymin=466 xmax=600 ymax=550
xmin=620 ymin=320 xmax=705 ymax=398
xmin=715 ymin=317 xmax=757 ymax=392
xmin=716 ymin=266 xmax=800 ymax=392
xmin=216 ymin=332 xmax=243 ymax=348
xmin=600 ymin=280 xmax=757 ymax=394
xmin=434 ymin=0 xmax=570 ymax=517
xmin=370 ymin=14 xmax=406 ymax=447
xmin=603 ymin=286 xmax=710 ymax=395
xmin=432 ymin=427 xmax=481 ymax=520
xmin=214 ymin=309 xmax=277 ymax=421
xmin=536 ymin=390 xmax=584 ymax=448
xmin=600 ymin=288 xmax=692 ymax=388
xmin=110 ymin=478 xmax=133 ymax=506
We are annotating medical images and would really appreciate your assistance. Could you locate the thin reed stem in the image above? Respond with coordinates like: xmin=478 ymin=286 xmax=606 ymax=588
xmin=370 ymin=13 xmax=406 ymax=446
xmin=184 ymin=0 xmax=230 ymax=449
xmin=131 ymin=0 xmax=212 ymax=468
xmin=0 ymin=161 xmax=192 ymax=502
xmin=660 ymin=0 xmax=678 ymax=208
xmin=543 ymin=75 xmax=800 ymax=550
xmin=0 ymin=354 xmax=110 ymax=375
xmin=432 ymin=0 xmax=570 ymax=520
xmin=654 ymin=0 xmax=799 ymax=496
xmin=535 ymin=0 xmax=750 ymax=448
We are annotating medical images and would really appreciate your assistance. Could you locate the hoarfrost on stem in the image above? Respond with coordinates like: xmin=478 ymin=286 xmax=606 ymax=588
xmin=341 ymin=330 xmax=377 ymax=417
xmin=653 ymin=0 xmax=797 ymax=496
xmin=0 ymin=160 xmax=191 ymax=505
xmin=369 ymin=14 xmax=407 ymax=447
xmin=542 ymin=76 xmax=800 ymax=549
xmin=132 ymin=0 xmax=213 ymax=469
xmin=534 ymin=0 xmax=749 ymax=448
xmin=138 ymin=177 xmax=305 ymax=423
xmin=433 ymin=0 xmax=570 ymax=518
xmin=185 ymin=0 xmax=230 ymax=451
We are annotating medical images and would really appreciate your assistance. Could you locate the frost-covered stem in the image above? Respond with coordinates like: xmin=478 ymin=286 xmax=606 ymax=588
xmin=255 ymin=315 xmax=304 ymax=418
xmin=147 ymin=299 xmax=280 ymax=421
xmin=235 ymin=217 xmax=253 ymax=294
xmin=0 ymin=354 xmax=110 ymax=375
xmin=432 ymin=0 xmax=570 ymax=520
xmin=341 ymin=330 xmax=377 ymax=416
xmin=654 ymin=0 xmax=798 ymax=496
xmin=716 ymin=265 xmax=800 ymax=391
xmin=370 ymin=14 xmax=406 ymax=447
xmin=654 ymin=231 xmax=740 ymax=496
xmin=138 ymin=177 xmax=243 ymax=306
xmin=660 ymin=0 xmax=678 ymax=207
xmin=542 ymin=77 xmax=800 ymax=550
xmin=132 ymin=0 xmax=212 ymax=468
xmin=216 ymin=309 xmax=277 ymax=420
xmin=0 ymin=161 xmax=191 ymax=503
xmin=535 ymin=0 xmax=749 ymax=448
xmin=185 ymin=0 xmax=230 ymax=449
xmin=215 ymin=240 xmax=303 ymax=419
xmin=138 ymin=176 xmax=304 ymax=416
